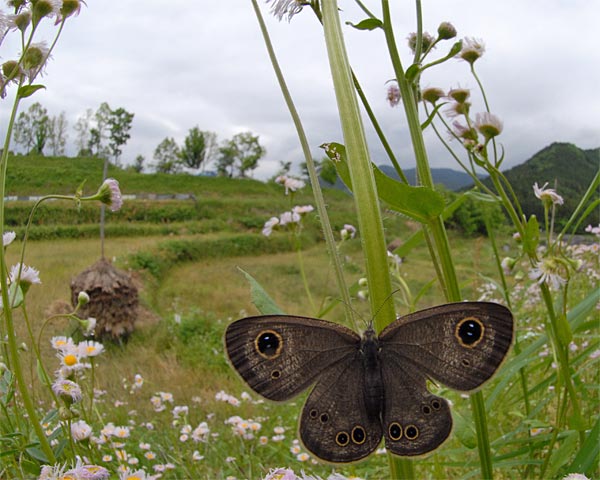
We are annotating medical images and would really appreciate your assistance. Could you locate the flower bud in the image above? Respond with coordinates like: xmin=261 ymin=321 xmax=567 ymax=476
xmin=14 ymin=10 xmax=31 ymax=32
xmin=458 ymin=37 xmax=485 ymax=64
xmin=421 ymin=87 xmax=445 ymax=104
xmin=22 ymin=42 xmax=49 ymax=73
xmin=2 ymin=60 xmax=23 ymax=81
xmin=61 ymin=0 xmax=81 ymax=19
xmin=77 ymin=291 xmax=90 ymax=306
xmin=474 ymin=112 xmax=503 ymax=141
xmin=387 ymin=83 xmax=400 ymax=107
xmin=407 ymin=32 xmax=435 ymax=54
xmin=447 ymin=87 xmax=470 ymax=104
xmin=437 ymin=21 xmax=457 ymax=40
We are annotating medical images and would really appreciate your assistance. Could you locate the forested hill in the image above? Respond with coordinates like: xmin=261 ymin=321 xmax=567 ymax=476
xmin=480 ymin=142 xmax=599 ymax=229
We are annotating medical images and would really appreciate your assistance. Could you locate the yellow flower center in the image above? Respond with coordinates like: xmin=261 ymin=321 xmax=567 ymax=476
xmin=64 ymin=354 xmax=77 ymax=366
xmin=86 ymin=346 xmax=96 ymax=354
xmin=127 ymin=476 xmax=142 ymax=480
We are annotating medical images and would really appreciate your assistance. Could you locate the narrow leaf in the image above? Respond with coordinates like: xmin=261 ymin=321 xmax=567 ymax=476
xmin=346 ymin=18 xmax=383 ymax=30
xmin=17 ymin=84 xmax=45 ymax=99
xmin=238 ymin=267 xmax=284 ymax=315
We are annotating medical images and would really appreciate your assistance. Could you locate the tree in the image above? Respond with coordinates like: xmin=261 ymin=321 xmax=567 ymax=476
xmin=217 ymin=132 xmax=265 ymax=178
xmin=153 ymin=137 xmax=181 ymax=174
xmin=88 ymin=102 xmax=111 ymax=158
xmin=47 ymin=112 xmax=68 ymax=156
xmin=107 ymin=107 xmax=134 ymax=166
xmin=74 ymin=108 xmax=94 ymax=156
xmin=13 ymin=102 xmax=49 ymax=154
xmin=180 ymin=127 xmax=216 ymax=171
xmin=132 ymin=154 xmax=145 ymax=173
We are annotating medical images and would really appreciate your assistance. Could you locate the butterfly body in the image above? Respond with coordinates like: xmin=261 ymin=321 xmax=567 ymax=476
xmin=224 ymin=302 xmax=513 ymax=463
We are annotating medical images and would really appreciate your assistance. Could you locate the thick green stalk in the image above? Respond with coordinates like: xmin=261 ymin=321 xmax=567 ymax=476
xmin=250 ymin=0 xmax=355 ymax=325
xmin=321 ymin=0 xmax=401 ymax=476
xmin=381 ymin=2 xmax=494 ymax=477
xmin=321 ymin=0 xmax=394 ymax=330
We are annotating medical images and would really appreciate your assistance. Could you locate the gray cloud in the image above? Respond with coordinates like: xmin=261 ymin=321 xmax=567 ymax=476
xmin=2 ymin=0 xmax=598 ymax=179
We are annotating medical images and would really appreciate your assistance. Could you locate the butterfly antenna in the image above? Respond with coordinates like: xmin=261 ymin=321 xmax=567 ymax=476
xmin=369 ymin=287 xmax=404 ymax=330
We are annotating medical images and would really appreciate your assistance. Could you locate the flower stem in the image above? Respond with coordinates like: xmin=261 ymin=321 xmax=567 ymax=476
xmin=251 ymin=0 xmax=355 ymax=326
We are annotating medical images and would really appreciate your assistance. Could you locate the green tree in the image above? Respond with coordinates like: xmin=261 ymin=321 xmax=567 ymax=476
xmin=13 ymin=102 xmax=49 ymax=154
xmin=107 ymin=107 xmax=134 ymax=166
xmin=180 ymin=127 xmax=216 ymax=171
xmin=88 ymin=102 xmax=111 ymax=157
xmin=217 ymin=132 xmax=265 ymax=178
xmin=74 ymin=108 xmax=93 ymax=156
xmin=153 ymin=137 xmax=181 ymax=174
xmin=318 ymin=157 xmax=338 ymax=186
xmin=132 ymin=154 xmax=145 ymax=173
xmin=47 ymin=111 xmax=68 ymax=156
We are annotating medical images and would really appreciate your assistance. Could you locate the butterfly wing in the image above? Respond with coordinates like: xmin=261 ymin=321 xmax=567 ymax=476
xmin=299 ymin=351 xmax=383 ymax=463
xmin=379 ymin=349 xmax=452 ymax=456
xmin=224 ymin=315 xmax=360 ymax=401
xmin=379 ymin=301 xmax=513 ymax=391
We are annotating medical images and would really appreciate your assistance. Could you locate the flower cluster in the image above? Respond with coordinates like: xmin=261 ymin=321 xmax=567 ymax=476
xmin=262 ymin=205 xmax=314 ymax=236
xmin=275 ymin=175 xmax=305 ymax=195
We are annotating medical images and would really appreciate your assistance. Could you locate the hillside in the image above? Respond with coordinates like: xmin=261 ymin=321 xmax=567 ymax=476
xmin=378 ymin=165 xmax=477 ymax=190
xmin=480 ymin=143 xmax=599 ymax=228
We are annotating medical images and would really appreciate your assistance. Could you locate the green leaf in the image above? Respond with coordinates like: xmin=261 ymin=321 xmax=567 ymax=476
xmin=405 ymin=63 xmax=421 ymax=82
xmin=323 ymin=142 xmax=444 ymax=222
xmin=548 ymin=430 xmax=579 ymax=478
xmin=346 ymin=18 xmax=383 ymax=30
xmin=565 ymin=416 xmax=600 ymax=476
xmin=453 ymin=407 xmax=477 ymax=449
xmin=238 ymin=267 xmax=284 ymax=315
xmin=522 ymin=214 xmax=540 ymax=256
xmin=17 ymin=84 xmax=45 ymax=99
xmin=25 ymin=445 xmax=49 ymax=463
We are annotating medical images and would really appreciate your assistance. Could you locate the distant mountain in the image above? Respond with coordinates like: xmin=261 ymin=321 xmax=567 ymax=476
xmin=479 ymin=142 xmax=599 ymax=228
xmin=320 ymin=165 xmax=477 ymax=191
xmin=377 ymin=165 xmax=477 ymax=191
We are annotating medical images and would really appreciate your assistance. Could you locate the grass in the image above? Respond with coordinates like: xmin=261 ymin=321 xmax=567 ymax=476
xmin=3 ymin=224 xmax=597 ymax=479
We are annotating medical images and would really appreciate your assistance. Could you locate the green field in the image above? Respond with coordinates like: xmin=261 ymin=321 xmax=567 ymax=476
xmin=1 ymin=156 xmax=598 ymax=480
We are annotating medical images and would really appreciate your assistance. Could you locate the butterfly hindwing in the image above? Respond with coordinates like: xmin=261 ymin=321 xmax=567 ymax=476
xmin=299 ymin=351 xmax=383 ymax=463
xmin=224 ymin=315 xmax=360 ymax=401
xmin=379 ymin=302 xmax=514 ymax=391
xmin=379 ymin=347 xmax=452 ymax=456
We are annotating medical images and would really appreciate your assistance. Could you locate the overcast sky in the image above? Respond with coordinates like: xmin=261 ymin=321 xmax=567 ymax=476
xmin=2 ymin=0 xmax=599 ymax=180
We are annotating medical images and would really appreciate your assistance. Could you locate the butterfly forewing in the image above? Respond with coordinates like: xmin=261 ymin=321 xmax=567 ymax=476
xmin=379 ymin=302 xmax=514 ymax=391
xmin=299 ymin=352 xmax=383 ymax=463
xmin=224 ymin=315 xmax=360 ymax=401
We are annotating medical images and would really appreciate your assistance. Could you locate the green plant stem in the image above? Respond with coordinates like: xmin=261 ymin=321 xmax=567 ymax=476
xmin=321 ymin=0 xmax=395 ymax=330
xmin=0 ymin=87 xmax=56 ymax=464
xmin=381 ymin=2 xmax=497 ymax=477
xmin=251 ymin=0 xmax=355 ymax=326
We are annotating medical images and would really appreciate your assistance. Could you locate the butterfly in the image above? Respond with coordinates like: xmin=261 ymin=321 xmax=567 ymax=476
xmin=224 ymin=301 xmax=513 ymax=463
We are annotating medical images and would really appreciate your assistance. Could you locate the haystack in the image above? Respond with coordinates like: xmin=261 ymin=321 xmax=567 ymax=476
xmin=70 ymin=258 xmax=139 ymax=340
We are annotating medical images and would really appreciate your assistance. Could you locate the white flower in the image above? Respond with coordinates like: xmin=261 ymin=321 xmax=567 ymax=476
xmin=458 ymin=37 xmax=485 ymax=64
xmin=262 ymin=216 xmax=279 ymax=237
xmin=279 ymin=211 xmax=300 ymax=226
xmin=562 ymin=474 xmax=590 ymax=480
xmin=533 ymin=182 xmax=564 ymax=206
xmin=474 ymin=112 xmax=503 ymax=140
xmin=9 ymin=263 xmax=41 ymax=286
xmin=2 ymin=231 xmax=16 ymax=246
xmin=51 ymin=336 xmax=75 ymax=351
xmin=96 ymin=178 xmax=123 ymax=212
xmin=192 ymin=450 xmax=204 ymax=461
xmin=71 ymin=420 xmax=92 ymax=441
xmin=340 ymin=224 xmax=356 ymax=240
xmin=78 ymin=340 xmax=104 ymax=358
xmin=52 ymin=379 xmax=83 ymax=402
xmin=529 ymin=258 xmax=566 ymax=290
xmin=266 ymin=0 xmax=304 ymax=21
xmin=113 ymin=426 xmax=131 ymax=439
xmin=292 ymin=205 xmax=314 ymax=215
xmin=82 ymin=317 xmax=96 ymax=337
xmin=387 ymin=83 xmax=401 ymax=107
xmin=275 ymin=175 xmax=305 ymax=194
xmin=585 ymin=224 xmax=600 ymax=236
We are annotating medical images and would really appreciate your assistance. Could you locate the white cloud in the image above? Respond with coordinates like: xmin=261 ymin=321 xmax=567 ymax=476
xmin=1 ymin=0 xmax=598 ymax=179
